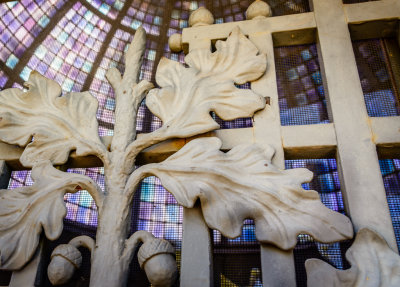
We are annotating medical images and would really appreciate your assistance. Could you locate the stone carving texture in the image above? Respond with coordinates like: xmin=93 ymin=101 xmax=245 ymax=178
xmin=47 ymin=244 xmax=83 ymax=285
xmin=0 ymin=73 xmax=106 ymax=167
xmin=0 ymin=161 xmax=101 ymax=270
xmin=0 ymin=23 xmax=353 ymax=286
xmin=141 ymin=137 xmax=353 ymax=249
xmin=306 ymin=228 xmax=400 ymax=287
xmin=146 ymin=26 xmax=266 ymax=139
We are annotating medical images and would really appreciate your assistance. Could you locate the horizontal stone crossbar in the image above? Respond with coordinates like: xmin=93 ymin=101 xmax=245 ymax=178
xmin=1 ymin=116 xmax=398 ymax=170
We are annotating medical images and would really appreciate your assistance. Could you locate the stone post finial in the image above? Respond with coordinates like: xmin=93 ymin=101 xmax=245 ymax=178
xmin=246 ymin=0 xmax=272 ymax=20
xmin=169 ymin=33 xmax=183 ymax=52
xmin=188 ymin=6 xmax=214 ymax=27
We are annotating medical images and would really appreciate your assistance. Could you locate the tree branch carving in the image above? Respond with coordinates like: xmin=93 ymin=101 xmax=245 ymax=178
xmin=0 ymin=23 xmax=355 ymax=287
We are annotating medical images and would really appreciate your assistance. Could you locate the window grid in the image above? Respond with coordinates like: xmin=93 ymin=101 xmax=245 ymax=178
xmin=380 ymin=159 xmax=400 ymax=251
xmin=168 ymin=0 xmax=205 ymax=35
xmin=275 ymin=44 xmax=330 ymax=126
xmin=0 ymin=0 xmax=67 ymax=68
xmin=121 ymin=0 xmax=165 ymax=36
xmin=287 ymin=159 xmax=350 ymax=287
xmin=84 ymin=0 xmax=126 ymax=19
xmin=352 ymin=38 xmax=400 ymax=117
xmin=21 ymin=2 xmax=111 ymax=93
xmin=0 ymin=70 xmax=8 ymax=89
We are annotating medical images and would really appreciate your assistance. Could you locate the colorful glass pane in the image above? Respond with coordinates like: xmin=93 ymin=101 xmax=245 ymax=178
xmin=85 ymin=0 xmax=126 ymax=19
xmin=22 ymin=2 xmax=111 ymax=95
xmin=275 ymin=44 xmax=330 ymax=126
xmin=0 ymin=0 xmax=66 ymax=67
xmin=122 ymin=0 xmax=165 ymax=35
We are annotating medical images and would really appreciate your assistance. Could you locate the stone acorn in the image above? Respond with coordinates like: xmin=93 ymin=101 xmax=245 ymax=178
xmin=47 ymin=244 xmax=82 ymax=285
xmin=138 ymin=238 xmax=178 ymax=287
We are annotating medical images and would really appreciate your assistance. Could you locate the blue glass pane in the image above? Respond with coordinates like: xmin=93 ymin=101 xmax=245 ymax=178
xmin=380 ymin=159 xmax=400 ymax=251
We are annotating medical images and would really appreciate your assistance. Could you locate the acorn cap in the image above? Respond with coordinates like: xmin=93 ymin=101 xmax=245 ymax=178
xmin=51 ymin=244 xmax=82 ymax=269
xmin=138 ymin=238 xmax=175 ymax=269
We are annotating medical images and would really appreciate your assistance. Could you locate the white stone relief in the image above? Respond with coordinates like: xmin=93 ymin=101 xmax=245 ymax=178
xmin=138 ymin=137 xmax=353 ymax=249
xmin=146 ymin=26 xmax=266 ymax=139
xmin=48 ymin=243 xmax=83 ymax=285
xmin=0 ymin=73 xmax=107 ymax=167
xmin=0 ymin=161 xmax=102 ymax=270
xmin=0 ymin=22 xmax=353 ymax=286
xmin=306 ymin=228 xmax=400 ymax=287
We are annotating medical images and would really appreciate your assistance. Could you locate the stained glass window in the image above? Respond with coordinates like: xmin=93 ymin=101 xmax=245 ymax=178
xmin=133 ymin=176 xmax=183 ymax=247
xmin=0 ymin=0 xmax=66 ymax=70
xmin=22 ymin=2 xmax=111 ymax=94
xmin=287 ymin=159 xmax=350 ymax=287
xmin=122 ymin=0 xmax=165 ymax=36
xmin=380 ymin=159 xmax=400 ymax=251
xmin=169 ymin=0 xmax=204 ymax=34
xmin=352 ymin=39 xmax=400 ymax=117
xmin=275 ymin=44 xmax=329 ymax=126
xmin=85 ymin=0 xmax=126 ymax=19
xmin=0 ymin=70 xmax=8 ymax=89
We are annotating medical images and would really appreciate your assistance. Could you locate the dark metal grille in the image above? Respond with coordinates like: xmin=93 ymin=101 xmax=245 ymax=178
xmin=287 ymin=159 xmax=351 ymax=287
xmin=275 ymin=44 xmax=330 ymax=126
xmin=212 ymin=219 xmax=262 ymax=287
xmin=352 ymin=38 xmax=400 ymax=117
xmin=212 ymin=158 xmax=350 ymax=287
xmin=343 ymin=0 xmax=378 ymax=4
xmin=380 ymin=159 xmax=400 ymax=251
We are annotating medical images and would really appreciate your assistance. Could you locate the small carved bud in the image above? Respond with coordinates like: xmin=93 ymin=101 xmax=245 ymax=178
xmin=47 ymin=244 xmax=82 ymax=285
xmin=189 ymin=7 xmax=214 ymax=27
xmin=138 ymin=238 xmax=178 ymax=287
xmin=246 ymin=0 xmax=272 ymax=20
xmin=168 ymin=33 xmax=183 ymax=53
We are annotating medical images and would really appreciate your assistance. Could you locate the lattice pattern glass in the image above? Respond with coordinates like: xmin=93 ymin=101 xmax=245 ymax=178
xmin=168 ymin=0 xmax=204 ymax=35
xmin=85 ymin=0 xmax=125 ymax=19
xmin=213 ymin=218 xmax=262 ymax=287
xmin=0 ymin=70 xmax=8 ymax=89
xmin=22 ymin=2 xmax=111 ymax=93
xmin=380 ymin=159 xmax=400 ymax=251
xmin=122 ymin=0 xmax=165 ymax=36
xmin=286 ymin=159 xmax=349 ymax=287
xmin=275 ymin=44 xmax=330 ymax=126
xmin=0 ymin=0 xmax=66 ymax=69
xmin=352 ymin=38 xmax=400 ymax=117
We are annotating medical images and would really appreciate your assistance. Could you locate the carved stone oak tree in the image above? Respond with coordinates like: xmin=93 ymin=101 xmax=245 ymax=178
xmin=0 ymin=26 xmax=353 ymax=286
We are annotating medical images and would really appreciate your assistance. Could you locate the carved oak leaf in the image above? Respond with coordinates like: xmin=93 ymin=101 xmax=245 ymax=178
xmin=306 ymin=228 xmax=400 ymax=287
xmin=0 ymin=71 xmax=105 ymax=167
xmin=146 ymin=27 xmax=266 ymax=138
xmin=142 ymin=137 xmax=353 ymax=250
xmin=0 ymin=161 xmax=102 ymax=270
